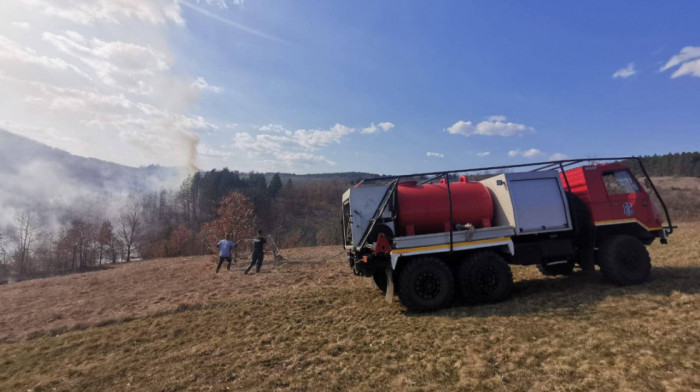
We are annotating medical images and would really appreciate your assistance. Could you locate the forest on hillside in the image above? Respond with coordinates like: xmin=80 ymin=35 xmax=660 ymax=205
xmin=0 ymin=169 xmax=353 ymax=279
xmin=622 ymin=152 xmax=700 ymax=177
xmin=1 ymin=152 xmax=698 ymax=280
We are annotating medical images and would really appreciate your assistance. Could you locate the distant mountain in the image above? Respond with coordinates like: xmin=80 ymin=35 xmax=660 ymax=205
xmin=0 ymin=129 xmax=183 ymax=228
xmin=0 ymin=129 xmax=181 ymax=192
xmin=275 ymin=171 xmax=383 ymax=185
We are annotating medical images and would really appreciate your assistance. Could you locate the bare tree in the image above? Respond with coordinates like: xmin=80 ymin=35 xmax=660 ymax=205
xmin=0 ymin=231 xmax=8 ymax=265
xmin=118 ymin=200 xmax=142 ymax=262
xmin=13 ymin=211 xmax=40 ymax=274
xmin=97 ymin=220 xmax=114 ymax=265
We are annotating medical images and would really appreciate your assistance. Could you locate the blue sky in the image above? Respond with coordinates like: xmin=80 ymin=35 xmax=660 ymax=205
xmin=1 ymin=1 xmax=699 ymax=174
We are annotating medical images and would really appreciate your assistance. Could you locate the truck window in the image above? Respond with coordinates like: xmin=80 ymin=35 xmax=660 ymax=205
xmin=602 ymin=170 xmax=640 ymax=195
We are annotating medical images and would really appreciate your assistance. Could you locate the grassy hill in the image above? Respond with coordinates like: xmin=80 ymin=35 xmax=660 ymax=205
xmin=1 ymin=223 xmax=699 ymax=391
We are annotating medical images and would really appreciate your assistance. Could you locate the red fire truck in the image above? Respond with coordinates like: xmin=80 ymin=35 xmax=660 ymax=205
xmin=341 ymin=157 xmax=674 ymax=312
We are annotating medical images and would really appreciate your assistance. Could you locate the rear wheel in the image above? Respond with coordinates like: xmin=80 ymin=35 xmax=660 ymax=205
xmin=458 ymin=251 xmax=513 ymax=304
xmin=397 ymin=256 xmax=455 ymax=312
xmin=598 ymin=235 xmax=650 ymax=285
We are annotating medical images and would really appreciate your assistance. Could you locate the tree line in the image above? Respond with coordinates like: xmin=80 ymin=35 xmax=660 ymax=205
xmin=0 ymin=170 xmax=350 ymax=280
xmin=622 ymin=152 xmax=700 ymax=177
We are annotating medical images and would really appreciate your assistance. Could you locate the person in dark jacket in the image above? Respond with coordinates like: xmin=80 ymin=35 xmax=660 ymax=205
xmin=244 ymin=230 xmax=267 ymax=274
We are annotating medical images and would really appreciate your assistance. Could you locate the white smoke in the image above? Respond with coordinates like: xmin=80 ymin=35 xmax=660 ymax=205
xmin=0 ymin=1 xmax=217 ymax=170
xmin=0 ymin=129 xmax=186 ymax=243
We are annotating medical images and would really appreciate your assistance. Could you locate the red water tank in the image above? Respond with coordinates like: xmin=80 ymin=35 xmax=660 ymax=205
xmin=397 ymin=176 xmax=493 ymax=236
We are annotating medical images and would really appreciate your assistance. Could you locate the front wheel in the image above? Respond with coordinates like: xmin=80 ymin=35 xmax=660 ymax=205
xmin=397 ymin=256 xmax=455 ymax=312
xmin=598 ymin=235 xmax=651 ymax=285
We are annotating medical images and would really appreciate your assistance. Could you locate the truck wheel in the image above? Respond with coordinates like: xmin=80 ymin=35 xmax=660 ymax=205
xmin=598 ymin=235 xmax=651 ymax=285
xmin=537 ymin=261 xmax=575 ymax=276
xmin=398 ymin=256 xmax=455 ymax=312
xmin=372 ymin=268 xmax=387 ymax=293
xmin=458 ymin=251 xmax=513 ymax=304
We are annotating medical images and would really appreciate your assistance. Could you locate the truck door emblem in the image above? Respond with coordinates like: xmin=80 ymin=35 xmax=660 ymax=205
xmin=623 ymin=202 xmax=634 ymax=216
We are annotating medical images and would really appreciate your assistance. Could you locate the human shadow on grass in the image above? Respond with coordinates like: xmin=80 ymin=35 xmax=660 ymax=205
xmin=405 ymin=265 xmax=700 ymax=318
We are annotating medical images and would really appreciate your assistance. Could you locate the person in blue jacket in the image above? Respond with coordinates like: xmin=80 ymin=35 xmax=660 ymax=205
xmin=216 ymin=234 xmax=237 ymax=273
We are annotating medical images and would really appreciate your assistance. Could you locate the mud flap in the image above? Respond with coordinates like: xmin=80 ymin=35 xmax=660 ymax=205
xmin=579 ymin=247 xmax=595 ymax=271
xmin=385 ymin=266 xmax=394 ymax=304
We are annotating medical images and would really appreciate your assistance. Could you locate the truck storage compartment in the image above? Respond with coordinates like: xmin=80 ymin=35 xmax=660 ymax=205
xmin=480 ymin=171 xmax=572 ymax=235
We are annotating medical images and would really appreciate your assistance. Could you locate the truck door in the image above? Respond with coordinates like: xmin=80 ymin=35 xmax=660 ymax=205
xmin=600 ymin=169 xmax=657 ymax=229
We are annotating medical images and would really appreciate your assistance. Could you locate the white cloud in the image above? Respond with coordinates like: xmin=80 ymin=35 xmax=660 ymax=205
xmin=445 ymin=120 xmax=473 ymax=135
xmin=361 ymin=123 xmax=378 ymax=134
xmin=12 ymin=22 xmax=30 ymax=30
xmin=508 ymin=148 xmax=541 ymax=158
xmin=191 ymin=76 xmax=223 ymax=93
xmin=42 ymin=31 xmax=171 ymax=95
xmin=378 ymin=122 xmax=395 ymax=131
xmin=230 ymin=123 xmax=356 ymax=168
xmin=23 ymin=0 xmax=184 ymax=25
xmin=660 ymin=46 xmax=700 ymax=78
xmin=612 ymin=63 xmax=636 ymax=78
xmin=293 ymin=124 xmax=354 ymax=149
xmin=426 ymin=152 xmax=444 ymax=158
xmin=259 ymin=124 xmax=289 ymax=134
xmin=0 ymin=35 xmax=91 ymax=79
xmin=198 ymin=143 xmax=232 ymax=158
xmin=361 ymin=121 xmax=395 ymax=134
xmin=477 ymin=151 xmax=490 ymax=157
xmin=0 ymin=1 xmax=211 ymax=170
xmin=549 ymin=152 xmax=569 ymax=161
xmin=446 ymin=116 xmax=534 ymax=137
xmin=200 ymin=0 xmax=245 ymax=9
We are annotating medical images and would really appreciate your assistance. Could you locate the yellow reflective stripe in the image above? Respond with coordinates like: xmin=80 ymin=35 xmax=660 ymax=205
xmin=391 ymin=237 xmax=511 ymax=255
xmin=595 ymin=219 xmax=662 ymax=232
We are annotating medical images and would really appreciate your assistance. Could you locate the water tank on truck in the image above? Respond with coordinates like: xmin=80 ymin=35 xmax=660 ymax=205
xmin=396 ymin=175 xmax=494 ymax=236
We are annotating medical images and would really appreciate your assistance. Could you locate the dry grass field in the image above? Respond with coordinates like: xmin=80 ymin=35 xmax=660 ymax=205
xmin=1 ymin=223 xmax=699 ymax=391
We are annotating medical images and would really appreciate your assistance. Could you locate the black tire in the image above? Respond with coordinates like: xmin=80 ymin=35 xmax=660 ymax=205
xmin=537 ymin=261 xmax=575 ymax=276
xmin=397 ymin=256 xmax=455 ymax=312
xmin=372 ymin=268 xmax=387 ymax=294
xmin=458 ymin=251 xmax=513 ymax=304
xmin=598 ymin=235 xmax=651 ymax=285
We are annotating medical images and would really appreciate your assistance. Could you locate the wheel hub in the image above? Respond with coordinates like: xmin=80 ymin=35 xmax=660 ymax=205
xmin=415 ymin=271 xmax=441 ymax=299
xmin=476 ymin=266 xmax=499 ymax=292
